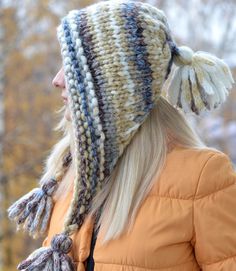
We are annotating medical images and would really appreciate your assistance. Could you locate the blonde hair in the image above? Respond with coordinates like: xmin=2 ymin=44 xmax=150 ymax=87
xmin=41 ymin=96 xmax=218 ymax=245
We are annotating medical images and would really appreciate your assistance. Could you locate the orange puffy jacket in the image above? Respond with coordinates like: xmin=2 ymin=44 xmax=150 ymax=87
xmin=42 ymin=145 xmax=236 ymax=271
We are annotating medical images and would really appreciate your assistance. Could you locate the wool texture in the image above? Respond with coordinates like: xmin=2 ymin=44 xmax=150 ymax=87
xmin=7 ymin=1 xmax=234 ymax=270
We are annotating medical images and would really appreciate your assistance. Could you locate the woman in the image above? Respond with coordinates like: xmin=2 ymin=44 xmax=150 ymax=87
xmin=8 ymin=1 xmax=236 ymax=270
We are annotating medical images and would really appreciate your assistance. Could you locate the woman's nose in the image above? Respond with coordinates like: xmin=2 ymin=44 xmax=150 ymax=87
xmin=52 ymin=67 xmax=65 ymax=88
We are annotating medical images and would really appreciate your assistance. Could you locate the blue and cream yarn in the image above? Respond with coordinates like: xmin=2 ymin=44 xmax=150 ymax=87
xmin=7 ymin=1 xmax=234 ymax=270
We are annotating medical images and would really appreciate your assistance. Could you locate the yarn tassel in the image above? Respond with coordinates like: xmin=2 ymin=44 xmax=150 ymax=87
xmin=7 ymin=178 xmax=58 ymax=238
xmin=17 ymin=233 xmax=76 ymax=271
xmin=167 ymin=46 xmax=235 ymax=115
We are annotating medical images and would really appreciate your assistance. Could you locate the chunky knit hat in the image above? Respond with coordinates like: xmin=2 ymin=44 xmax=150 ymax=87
xmin=8 ymin=1 xmax=234 ymax=270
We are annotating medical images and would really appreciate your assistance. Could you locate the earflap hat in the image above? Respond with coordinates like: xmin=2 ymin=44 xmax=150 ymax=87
xmin=8 ymin=1 xmax=234 ymax=270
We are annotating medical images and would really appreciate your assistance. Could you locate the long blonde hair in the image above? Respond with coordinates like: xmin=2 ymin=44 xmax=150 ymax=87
xmin=40 ymin=96 xmax=217 ymax=245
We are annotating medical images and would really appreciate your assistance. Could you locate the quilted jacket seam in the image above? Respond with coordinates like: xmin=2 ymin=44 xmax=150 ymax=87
xmin=147 ymin=195 xmax=192 ymax=200
xmin=194 ymin=182 xmax=236 ymax=200
xmin=193 ymin=153 xmax=217 ymax=200
xmin=147 ymin=182 xmax=236 ymax=201
xmin=200 ymin=252 xmax=236 ymax=266
xmin=191 ymin=153 xmax=216 ymax=248
xmin=94 ymin=258 xmax=196 ymax=270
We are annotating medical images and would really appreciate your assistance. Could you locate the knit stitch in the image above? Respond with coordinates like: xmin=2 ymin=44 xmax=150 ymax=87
xmin=7 ymin=1 xmax=234 ymax=270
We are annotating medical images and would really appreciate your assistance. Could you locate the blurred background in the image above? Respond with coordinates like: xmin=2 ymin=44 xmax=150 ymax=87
xmin=0 ymin=0 xmax=235 ymax=270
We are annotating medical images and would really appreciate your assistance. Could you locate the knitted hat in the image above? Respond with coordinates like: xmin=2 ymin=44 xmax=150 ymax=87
xmin=8 ymin=1 xmax=234 ymax=270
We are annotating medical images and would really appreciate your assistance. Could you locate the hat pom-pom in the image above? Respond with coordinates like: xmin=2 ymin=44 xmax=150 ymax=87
xmin=167 ymin=45 xmax=235 ymax=115
xmin=7 ymin=178 xmax=58 ymax=238
xmin=17 ymin=233 xmax=76 ymax=271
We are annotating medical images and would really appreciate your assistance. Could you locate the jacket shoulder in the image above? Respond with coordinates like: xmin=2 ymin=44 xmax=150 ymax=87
xmin=191 ymin=149 xmax=236 ymax=268
xmin=193 ymin=148 xmax=236 ymax=199
xmin=154 ymin=146 xmax=235 ymax=200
